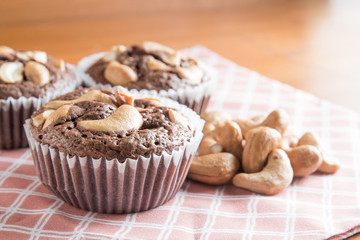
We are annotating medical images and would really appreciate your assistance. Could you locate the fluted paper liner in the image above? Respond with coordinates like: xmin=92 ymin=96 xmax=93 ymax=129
xmin=78 ymin=52 xmax=217 ymax=114
xmin=24 ymin=96 xmax=204 ymax=213
xmin=0 ymin=64 xmax=81 ymax=149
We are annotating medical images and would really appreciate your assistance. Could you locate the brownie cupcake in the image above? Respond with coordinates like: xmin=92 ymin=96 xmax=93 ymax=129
xmin=24 ymin=87 xmax=204 ymax=213
xmin=0 ymin=46 xmax=80 ymax=149
xmin=78 ymin=41 xmax=216 ymax=114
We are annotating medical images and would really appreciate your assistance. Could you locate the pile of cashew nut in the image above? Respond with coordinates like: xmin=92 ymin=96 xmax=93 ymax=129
xmin=187 ymin=109 xmax=341 ymax=195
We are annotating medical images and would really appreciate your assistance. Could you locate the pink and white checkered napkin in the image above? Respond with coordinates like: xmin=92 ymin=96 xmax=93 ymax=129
xmin=1 ymin=46 xmax=360 ymax=240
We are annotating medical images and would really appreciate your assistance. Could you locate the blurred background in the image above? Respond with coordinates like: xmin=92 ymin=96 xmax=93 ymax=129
xmin=1 ymin=0 xmax=360 ymax=111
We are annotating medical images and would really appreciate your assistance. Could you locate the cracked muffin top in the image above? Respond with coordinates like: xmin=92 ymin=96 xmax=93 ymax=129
xmin=0 ymin=46 xmax=76 ymax=99
xmin=85 ymin=41 xmax=209 ymax=91
xmin=29 ymin=87 xmax=194 ymax=162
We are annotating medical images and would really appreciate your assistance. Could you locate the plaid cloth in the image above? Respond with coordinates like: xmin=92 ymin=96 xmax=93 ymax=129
xmin=1 ymin=46 xmax=360 ymax=240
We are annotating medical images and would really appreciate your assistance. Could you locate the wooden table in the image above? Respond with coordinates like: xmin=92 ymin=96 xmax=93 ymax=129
xmin=1 ymin=1 xmax=360 ymax=238
xmin=1 ymin=0 xmax=360 ymax=112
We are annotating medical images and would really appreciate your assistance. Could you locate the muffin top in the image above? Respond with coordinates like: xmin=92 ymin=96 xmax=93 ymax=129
xmin=29 ymin=87 xmax=194 ymax=162
xmin=0 ymin=46 xmax=75 ymax=99
xmin=86 ymin=41 xmax=208 ymax=91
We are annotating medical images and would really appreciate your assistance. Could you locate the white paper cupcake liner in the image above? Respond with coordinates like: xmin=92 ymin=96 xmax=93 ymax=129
xmin=0 ymin=64 xmax=81 ymax=149
xmin=77 ymin=52 xmax=217 ymax=114
xmin=24 ymin=95 xmax=204 ymax=213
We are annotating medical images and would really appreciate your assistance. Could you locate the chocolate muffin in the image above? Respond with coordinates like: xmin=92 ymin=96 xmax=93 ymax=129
xmin=24 ymin=87 xmax=204 ymax=213
xmin=0 ymin=46 xmax=80 ymax=149
xmin=78 ymin=41 xmax=216 ymax=114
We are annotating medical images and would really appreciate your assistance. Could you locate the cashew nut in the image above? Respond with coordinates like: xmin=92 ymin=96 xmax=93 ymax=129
xmin=298 ymin=132 xmax=340 ymax=174
xmin=234 ymin=109 xmax=290 ymax=138
xmin=32 ymin=51 xmax=48 ymax=64
xmin=104 ymin=60 xmax=138 ymax=85
xmin=140 ymin=97 xmax=164 ymax=107
xmin=251 ymin=114 xmax=267 ymax=123
xmin=201 ymin=111 xmax=232 ymax=123
xmin=176 ymin=63 xmax=203 ymax=85
xmin=188 ymin=153 xmax=240 ymax=185
xmin=24 ymin=61 xmax=50 ymax=85
xmin=281 ymin=135 xmax=299 ymax=150
xmin=168 ymin=109 xmax=193 ymax=130
xmin=45 ymin=89 xmax=116 ymax=109
xmin=48 ymin=59 xmax=65 ymax=72
xmin=103 ymin=51 xmax=118 ymax=62
xmin=147 ymin=56 xmax=171 ymax=71
xmin=16 ymin=52 xmax=30 ymax=61
xmin=188 ymin=108 xmax=340 ymax=192
xmin=242 ymin=126 xmax=282 ymax=173
xmin=43 ymin=105 xmax=72 ymax=129
xmin=285 ymin=145 xmax=322 ymax=177
xmin=111 ymin=45 xmax=127 ymax=53
xmin=200 ymin=111 xmax=232 ymax=134
xmin=16 ymin=51 xmax=48 ymax=63
xmin=141 ymin=41 xmax=175 ymax=54
xmin=78 ymin=104 xmax=143 ymax=132
xmin=103 ymin=45 xmax=127 ymax=62
xmin=0 ymin=46 xmax=15 ymax=56
xmin=198 ymin=137 xmax=223 ymax=155
xmin=232 ymin=149 xmax=293 ymax=195
xmin=32 ymin=110 xmax=55 ymax=128
xmin=140 ymin=41 xmax=181 ymax=66
xmin=198 ymin=120 xmax=243 ymax=159
xmin=0 ymin=62 xmax=24 ymax=83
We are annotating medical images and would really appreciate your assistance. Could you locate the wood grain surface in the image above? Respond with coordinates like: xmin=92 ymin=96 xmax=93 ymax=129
xmin=1 ymin=0 xmax=360 ymax=112
xmin=1 ymin=1 xmax=360 ymax=238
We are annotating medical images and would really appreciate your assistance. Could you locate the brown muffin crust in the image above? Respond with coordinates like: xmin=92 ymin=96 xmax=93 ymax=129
xmin=0 ymin=49 xmax=75 ymax=99
xmin=86 ymin=42 xmax=208 ymax=91
xmin=29 ymin=88 xmax=194 ymax=162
